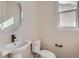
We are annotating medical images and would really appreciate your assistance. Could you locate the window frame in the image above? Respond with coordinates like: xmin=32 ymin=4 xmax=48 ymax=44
xmin=57 ymin=1 xmax=79 ymax=31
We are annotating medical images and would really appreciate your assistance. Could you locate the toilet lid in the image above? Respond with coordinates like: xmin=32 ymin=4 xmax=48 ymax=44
xmin=40 ymin=50 xmax=56 ymax=58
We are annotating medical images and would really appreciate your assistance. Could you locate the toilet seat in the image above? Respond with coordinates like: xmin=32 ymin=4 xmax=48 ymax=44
xmin=39 ymin=50 xmax=56 ymax=58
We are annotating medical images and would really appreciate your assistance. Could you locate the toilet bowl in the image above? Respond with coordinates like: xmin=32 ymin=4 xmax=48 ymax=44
xmin=32 ymin=39 xmax=56 ymax=58
xmin=39 ymin=50 xmax=56 ymax=58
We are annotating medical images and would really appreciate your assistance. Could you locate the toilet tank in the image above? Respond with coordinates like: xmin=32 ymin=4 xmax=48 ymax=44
xmin=32 ymin=39 xmax=41 ymax=53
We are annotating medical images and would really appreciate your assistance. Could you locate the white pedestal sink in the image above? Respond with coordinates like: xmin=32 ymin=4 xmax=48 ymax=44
xmin=0 ymin=40 xmax=32 ymax=58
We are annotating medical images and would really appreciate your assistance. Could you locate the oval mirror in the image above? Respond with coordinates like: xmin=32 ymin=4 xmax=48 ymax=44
xmin=0 ymin=1 xmax=22 ymax=33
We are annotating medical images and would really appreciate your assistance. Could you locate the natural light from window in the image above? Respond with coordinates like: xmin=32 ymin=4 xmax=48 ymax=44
xmin=59 ymin=1 xmax=77 ymax=28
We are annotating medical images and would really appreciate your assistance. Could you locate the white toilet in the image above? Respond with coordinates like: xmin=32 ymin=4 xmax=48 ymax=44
xmin=32 ymin=39 xmax=56 ymax=58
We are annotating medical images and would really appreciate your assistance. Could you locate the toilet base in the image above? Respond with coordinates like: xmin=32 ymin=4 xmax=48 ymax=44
xmin=33 ymin=50 xmax=56 ymax=58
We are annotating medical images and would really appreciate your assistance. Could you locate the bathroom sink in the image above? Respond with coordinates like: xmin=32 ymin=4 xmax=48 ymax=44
xmin=0 ymin=40 xmax=32 ymax=56
xmin=6 ymin=40 xmax=32 ymax=53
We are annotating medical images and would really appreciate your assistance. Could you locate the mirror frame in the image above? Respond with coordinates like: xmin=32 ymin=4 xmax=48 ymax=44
xmin=0 ymin=2 xmax=23 ymax=33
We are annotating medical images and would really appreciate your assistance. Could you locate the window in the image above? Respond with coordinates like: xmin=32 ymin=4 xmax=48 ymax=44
xmin=58 ymin=1 xmax=79 ymax=30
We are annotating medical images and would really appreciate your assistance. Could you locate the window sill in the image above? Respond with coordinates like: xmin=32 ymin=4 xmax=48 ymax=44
xmin=57 ymin=26 xmax=79 ymax=31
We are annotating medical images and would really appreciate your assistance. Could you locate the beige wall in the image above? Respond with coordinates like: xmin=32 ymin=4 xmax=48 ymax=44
xmin=15 ymin=2 xmax=39 ymax=41
xmin=39 ymin=1 xmax=79 ymax=58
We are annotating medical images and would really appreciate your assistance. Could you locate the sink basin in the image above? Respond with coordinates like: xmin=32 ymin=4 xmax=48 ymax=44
xmin=0 ymin=40 xmax=32 ymax=56
xmin=6 ymin=40 xmax=32 ymax=53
